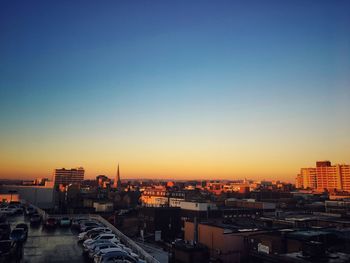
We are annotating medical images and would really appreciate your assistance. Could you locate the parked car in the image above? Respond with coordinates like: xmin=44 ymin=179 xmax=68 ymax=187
xmin=59 ymin=217 xmax=71 ymax=227
xmin=0 ymin=240 xmax=18 ymax=259
xmin=83 ymin=239 xmax=119 ymax=253
xmin=0 ymin=223 xmax=11 ymax=240
xmin=0 ymin=208 xmax=16 ymax=216
xmin=78 ymin=227 xmax=112 ymax=241
xmin=88 ymin=242 xmax=119 ymax=259
xmin=80 ymin=221 xmax=102 ymax=232
xmin=84 ymin=234 xmax=120 ymax=246
xmin=0 ymin=214 xmax=7 ymax=224
xmin=30 ymin=214 xmax=42 ymax=226
xmin=44 ymin=217 xmax=57 ymax=228
xmin=7 ymin=205 xmax=23 ymax=214
xmin=25 ymin=206 xmax=36 ymax=216
xmin=8 ymin=201 xmax=22 ymax=207
xmin=94 ymin=248 xmax=135 ymax=263
xmin=71 ymin=218 xmax=89 ymax=229
xmin=10 ymin=228 xmax=27 ymax=242
xmin=15 ymin=224 xmax=28 ymax=239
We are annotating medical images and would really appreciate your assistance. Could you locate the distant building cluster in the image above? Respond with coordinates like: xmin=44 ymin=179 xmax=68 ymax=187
xmin=296 ymin=161 xmax=350 ymax=192
xmin=3 ymin=160 xmax=350 ymax=263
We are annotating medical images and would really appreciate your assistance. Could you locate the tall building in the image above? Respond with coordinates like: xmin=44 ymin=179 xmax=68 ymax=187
xmin=296 ymin=161 xmax=350 ymax=192
xmin=113 ymin=163 xmax=122 ymax=190
xmin=316 ymin=162 xmax=350 ymax=192
xmin=54 ymin=167 xmax=84 ymax=186
xmin=296 ymin=168 xmax=317 ymax=189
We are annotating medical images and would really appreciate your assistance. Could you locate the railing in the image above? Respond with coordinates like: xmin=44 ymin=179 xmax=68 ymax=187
xmin=89 ymin=214 xmax=160 ymax=263
xmin=24 ymin=202 xmax=160 ymax=263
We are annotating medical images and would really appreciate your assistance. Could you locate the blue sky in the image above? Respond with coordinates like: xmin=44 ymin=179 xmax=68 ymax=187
xmin=0 ymin=0 xmax=349 ymax=180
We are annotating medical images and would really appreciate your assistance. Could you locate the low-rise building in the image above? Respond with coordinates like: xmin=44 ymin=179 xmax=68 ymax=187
xmin=184 ymin=221 xmax=263 ymax=263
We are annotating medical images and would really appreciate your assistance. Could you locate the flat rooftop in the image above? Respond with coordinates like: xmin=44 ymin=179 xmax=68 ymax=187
xmin=8 ymin=214 xmax=85 ymax=263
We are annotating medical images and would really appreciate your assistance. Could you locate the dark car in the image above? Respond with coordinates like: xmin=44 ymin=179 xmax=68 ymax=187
xmin=0 ymin=214 xmax=7 ymax=224
xmin=10 ymin=228 xmax=26 ymax=243
xmin=0 ymin=223 xmax=11 ymax=240
xmin=15 ymin=224 xmax=28 ymax=239
xmin=7 ymin=205 xmax=23 ymax=215
xmin=59 ymin=217 xmax=71 ymax=227
xmin=25 ymin=206 xmax=36 ymax=216
xmin=0 ymin=240 xmax=18 ymax=259
xmin=30 ymin=214 xmax=42 ymax=226
xmin=44 ymin=217 xmax=57 ymax=228
xmin=71 ymin=218 xmax=88 ymax=229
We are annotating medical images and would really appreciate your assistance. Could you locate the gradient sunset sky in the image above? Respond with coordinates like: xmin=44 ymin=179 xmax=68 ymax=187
xmin=1 ymin=1 xmax=349 ymax=181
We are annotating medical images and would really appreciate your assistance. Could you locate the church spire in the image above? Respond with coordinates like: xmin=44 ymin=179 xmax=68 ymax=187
xmin=114 ymin=163 xmax=122 ymax=190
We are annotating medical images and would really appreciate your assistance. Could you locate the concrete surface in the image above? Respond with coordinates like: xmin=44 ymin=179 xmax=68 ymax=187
xmin=8 ymin=214 xmax=84 ymax=263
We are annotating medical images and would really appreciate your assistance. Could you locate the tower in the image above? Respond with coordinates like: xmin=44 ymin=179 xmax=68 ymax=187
xmin=114 ymin=163 xmax=122 ymax=190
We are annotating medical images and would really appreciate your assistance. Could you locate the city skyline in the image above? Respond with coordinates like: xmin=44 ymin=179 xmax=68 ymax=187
xmin=1 ymin=1 xmax=350 ymax=181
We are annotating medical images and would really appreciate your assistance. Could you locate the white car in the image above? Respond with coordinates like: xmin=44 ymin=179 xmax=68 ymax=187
xmin=84 ymin=234 xmax=120 ymax=246
xmin=93 ymin=247 xmax=129 ymax=263
xmin=94 ymin=248 xmax=145 ymax=263
xmin=88 ymin=242 xmax=119 ymax=258
xmin=80 ymin=221 xmax=103 ymax=232
xmin=78 ymin=227 xmax=112 ymax=241
xmin=83 ymin=239 xmax=119 ymax=253
xmin=0 ymin=207 xmax=16 ymax=215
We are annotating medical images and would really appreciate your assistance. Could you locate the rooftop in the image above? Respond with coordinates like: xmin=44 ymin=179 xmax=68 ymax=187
xmin=8 ymin=214 xmax=84 ymax=263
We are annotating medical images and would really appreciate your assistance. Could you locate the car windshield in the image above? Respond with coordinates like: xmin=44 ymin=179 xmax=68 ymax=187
xmin=85 ymin=222 xmax=98 ymax=226
xmin=91 ymin=233 xmax=101 ymax=238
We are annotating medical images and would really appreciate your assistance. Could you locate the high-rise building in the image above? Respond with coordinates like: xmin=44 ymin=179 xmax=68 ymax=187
xmin=316 ymin=162 xmax=350 ymax=192
xmin=296 ymin=168 xmax=317 ymax=189
xmin=296 ymin=161 xmax=350 ymax=192
xmin=54 ymin=167 xmax=84 ymax=186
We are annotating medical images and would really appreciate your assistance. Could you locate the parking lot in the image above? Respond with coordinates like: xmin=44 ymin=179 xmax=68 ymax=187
xmin=8 ymin=214 xmax=84 ymax=263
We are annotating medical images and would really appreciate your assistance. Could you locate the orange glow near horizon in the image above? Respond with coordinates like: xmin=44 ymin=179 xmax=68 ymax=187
xmin=1 ymin=1 xmax=350 ymax=185
xmin=0 ymin=137 xmax=349 ymax=182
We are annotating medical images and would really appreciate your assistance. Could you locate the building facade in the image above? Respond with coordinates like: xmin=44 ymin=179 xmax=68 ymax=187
xmin=296 ymin=168 xmax=317 ymax=189
xmin=295 ymin=161 xmax=350 ymax=192
xmin=54 ymin=167 xmax=85 ymax=186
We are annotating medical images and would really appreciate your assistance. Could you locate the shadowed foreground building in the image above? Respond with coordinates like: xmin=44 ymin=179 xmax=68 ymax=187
xmin=184 ymin=221 xmax=263 ymax=263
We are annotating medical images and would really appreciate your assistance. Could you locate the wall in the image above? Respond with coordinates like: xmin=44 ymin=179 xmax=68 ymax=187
xmin=177 ymin=201 xmax=218 ymax=211
xmin=185 ymin=221 xmax=246 ymax=263
xmin=0 ymin=185 xmax=54 ymax=208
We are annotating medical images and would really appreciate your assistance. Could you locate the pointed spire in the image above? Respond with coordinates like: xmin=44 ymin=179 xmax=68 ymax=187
xmin=114 ymin=163 xmax=122 ymax=190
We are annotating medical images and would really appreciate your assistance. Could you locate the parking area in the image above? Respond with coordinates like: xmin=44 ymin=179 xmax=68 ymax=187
xmin=2 ymin=206 xmax=161 ymax=263
xmin=8 ymin=214 xmax=84 ymax=263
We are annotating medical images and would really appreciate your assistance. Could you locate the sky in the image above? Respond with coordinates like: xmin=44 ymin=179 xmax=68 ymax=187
xmin=0 ymin=0 xmax=349 ymax=182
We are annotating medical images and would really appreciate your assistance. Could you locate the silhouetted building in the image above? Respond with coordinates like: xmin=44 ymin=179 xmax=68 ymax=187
xmin=139 ymin=207 xmax=181 ymax=241
xmin=96 ymin=175 xmax=110 ymax=188
xmin=54 ymin=167 xmax=84 ymax=187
